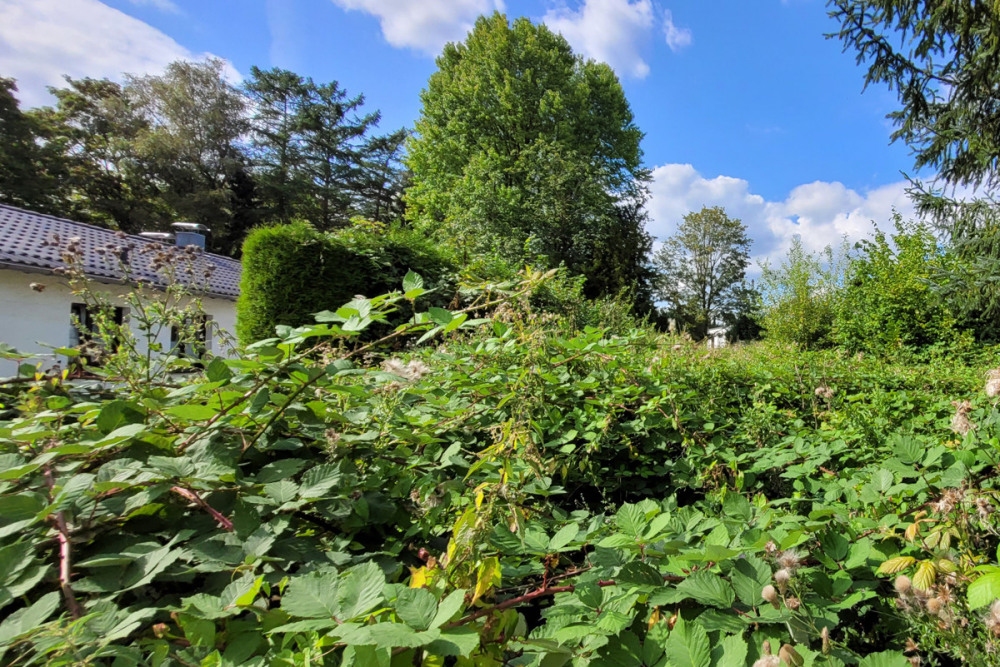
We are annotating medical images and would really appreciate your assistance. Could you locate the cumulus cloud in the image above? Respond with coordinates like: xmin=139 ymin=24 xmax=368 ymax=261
xmin=662 ymin=9 xmax=692 ymax=52
xmin=331 ymin=0 xmax=504 ymax=55
xmin=127 ymin=0 xmax=182 ymax=14
xmin=0 ymin=0 xmax=233 ymax=108
xmin=647 ymin=163 xmax=917 ymax=268
xmin=543 ymin=0 xmax=657 ymax=78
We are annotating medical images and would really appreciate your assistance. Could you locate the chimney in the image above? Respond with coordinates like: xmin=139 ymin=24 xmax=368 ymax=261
xmin=138 ymin=232 xmax=175 ymax=243
xmin=171 ymin=222 xmax=209 ymax=250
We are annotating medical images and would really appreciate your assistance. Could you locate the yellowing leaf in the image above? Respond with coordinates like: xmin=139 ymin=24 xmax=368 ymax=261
xmin=912 ymin=560 xmax=936 ymax=591
xmin=936 ymin=558 xmax=958 ymax=574
xmin=409 ymin=566 xmax=429 ymax=589
xmin=473 ymin=557 xmax=501 ymax=604
xmin=904 ymin=523 xmax=920 ymax=542
xmin=876 ymin=556 xmax=916 ymax=575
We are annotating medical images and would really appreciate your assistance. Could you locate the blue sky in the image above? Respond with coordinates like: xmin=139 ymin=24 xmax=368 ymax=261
xmin=0 ymin=0 xmax=922 ymax=263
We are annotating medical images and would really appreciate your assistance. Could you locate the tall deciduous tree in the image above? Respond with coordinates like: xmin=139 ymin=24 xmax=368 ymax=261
xmin=405 ymin=12 xmax=651 ymax=301
xmin=0 ymin=78 xmax=67 ymax=214
xmin=654 ymin=206 xmax=751 ymax=339
xmin=35 ymin=76 xmax=163 ymax=232
xmin=125 ymin=58 xmax=256 ymax=254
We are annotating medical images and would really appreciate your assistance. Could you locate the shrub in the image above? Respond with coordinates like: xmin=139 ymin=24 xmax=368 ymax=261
xmin=835 ymin=217 xmax=960 ymax=355
xmin=760 ymin=236 xmax=848 ymax=349
xmin=237 ymin=221 xmax=455 ymax=342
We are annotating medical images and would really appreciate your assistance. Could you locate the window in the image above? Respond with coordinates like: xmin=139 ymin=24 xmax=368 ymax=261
xmin=70 ymin=302 xmax=127 ymax=363
xmin=170 ymin=314 xmax=212 ymax=360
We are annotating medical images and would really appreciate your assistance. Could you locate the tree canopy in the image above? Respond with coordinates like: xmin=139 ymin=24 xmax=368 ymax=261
xmin=828 ymin=0 xmax=1000 ymax=190
xmin=405 ymin=12 xmax=652 ymax=302
xmin=653 ymin=206 xmax=751 ymax=339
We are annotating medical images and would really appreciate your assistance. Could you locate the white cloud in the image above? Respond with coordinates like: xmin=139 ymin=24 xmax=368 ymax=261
xmin=543 ymin=0 xmax=657 ymax=78
xmin=647 ymin=163 xmax=917 ymax=268
xmin=127 ymin=0 xmax=182 ymax=14
xmin=0 ymin=0 xmax=233 ymax=108
xmin=662 ymin=9 xmax=692 ymax=52
xmin=331 ymin=0 xmax=504 ymax=55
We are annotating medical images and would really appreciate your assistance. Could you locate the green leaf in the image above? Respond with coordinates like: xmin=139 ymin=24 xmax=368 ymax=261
xmin=395 ymin=587 xmax=438 ymax=631
xmin=402 ymin=271 xmax=424 ymax=293
xmin=675 ymin=572 xmax=735 ymax=608
xmin=968 ymin=571 xmax=1000 ymax=609
xmin=858 ymin=651 xmax=909 ymax=667
xmin=549 ymin=523 xmax=579 ymax=551
xmin=615 ymin=503 xmax=646 ymax=538
xmin=337 ymin=561 xmax=386 ymax=619
xmin=205 ymin=357 xmax=232 ymax=382
xmin=0 ymin=591 xmax=59 ymax=643
xmin=430 ymin=589 xmax=467 ymax=629
xmin=428 ymin=307 xmax=454 ymax=326
xmin=710 ymin=634 xmax=748 ymax=667
xmin=664 ymin=614 xmax=711 ymax=667
xmin=427 ymin=627 xmax=480 ymax=657
xmin=282 ymin=571 xmax=342 ymax=618
xmin=176 ymin=613 xmax=216 ymax=647
xmin=616 ymin=562 xmax=664 ymax=589
xmin=166 ymin=404 xmax=217 ymax=421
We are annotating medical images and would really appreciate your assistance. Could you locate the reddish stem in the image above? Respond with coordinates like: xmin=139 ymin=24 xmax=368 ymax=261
xmin=43 ymin=467 xmax=83 ymax=619
xmin=171 ymin=486 xmax=234 ymax=531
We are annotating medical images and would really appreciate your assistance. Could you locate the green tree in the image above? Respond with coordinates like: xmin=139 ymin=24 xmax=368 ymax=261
xmin=245 ymin=66 xmax=312 ymax=225
xmin=34 ymin=76 xmax=165 ymax=232
xmin=0 ymin=78 xmax=68 ymax=214
xmin=834 ymin=216 xmax=958 ymax=354
xmin=653 ymin=206 xmax=751 ymax=339
xmin=829 ymin=1 xmax=1000 ymax=341
xmin=354 ymin=128 xmax=409 ymax=223
xmin=760 ymin=237 xmax=848 ymax=349
xmin=405 ymin=12 xmax=650 ymax=299
xmin=125 ymin=58 xmax=256 ymax=254
xmin=298 ymin=80 xmax=380 ymax=229
xmin=829 ymin=0 xmax=1000 ymax=189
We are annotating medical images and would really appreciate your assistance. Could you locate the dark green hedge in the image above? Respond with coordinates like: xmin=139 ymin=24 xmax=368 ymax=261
xmin=237 ymin=222 xmax=455 ymax=343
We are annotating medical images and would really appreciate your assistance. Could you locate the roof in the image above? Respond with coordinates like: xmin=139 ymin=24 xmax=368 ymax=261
xmin=0 ymin=204 xmax=241 ymax=300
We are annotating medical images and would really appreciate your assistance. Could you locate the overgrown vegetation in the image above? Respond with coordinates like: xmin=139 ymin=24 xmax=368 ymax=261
xmin=4 ymin=240 xmax=1000 ymax=665
xmin=7 ymin=2 xmax=1000 ymax=664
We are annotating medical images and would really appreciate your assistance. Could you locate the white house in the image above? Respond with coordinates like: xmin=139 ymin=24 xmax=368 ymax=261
xmin=0 ymin=204 xmax=241 ymax=376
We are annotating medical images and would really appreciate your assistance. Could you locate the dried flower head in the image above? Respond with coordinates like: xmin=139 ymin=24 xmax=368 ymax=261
xmin=774 ymin=567 xmax=792 ymax=594
xmin=926 ymin=597 xmax=943 ymax=616
xmin=951 ymin=400 xmax=976 ymax=436
xmin=777 ymin=549 xmax=804 ymax=571
xmin=814 ymin=384 xmax=835 ymax=400
xmin=761 ymin=584 xmax=780 ymax=609
xmin=987 ymin=377 xmax=1000 ymax=398
xmin=895 ymin=575 xmax=912 ymax=595
xmin=753 ymin=641 xmax=780 ymax=667
xmin=986 ymin=600 xmax=1000 ymax=637
xmin=785 ymin=596 xmax=801 ymax=610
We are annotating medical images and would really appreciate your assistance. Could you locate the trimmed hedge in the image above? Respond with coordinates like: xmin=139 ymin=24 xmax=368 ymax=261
xmin=237 ymin=222 xmax=455 ymax=343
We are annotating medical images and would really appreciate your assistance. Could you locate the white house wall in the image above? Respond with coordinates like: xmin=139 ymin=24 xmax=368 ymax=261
xmin=0 ymin=268 xmax=237 ymax=376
